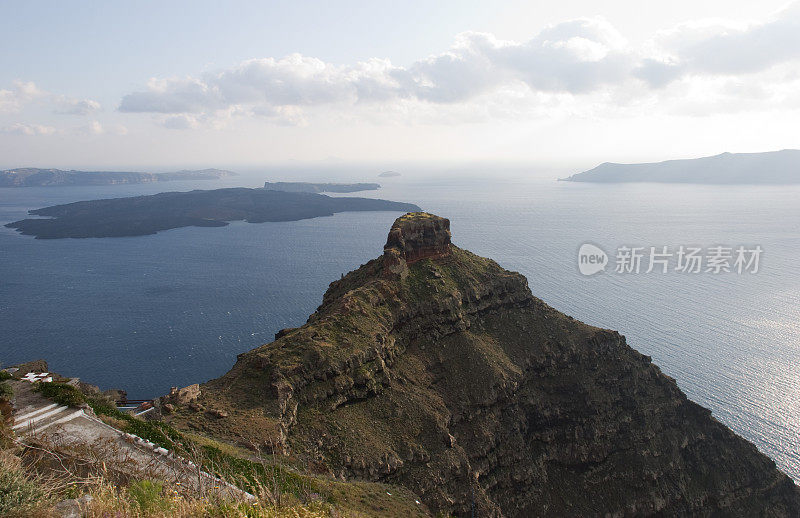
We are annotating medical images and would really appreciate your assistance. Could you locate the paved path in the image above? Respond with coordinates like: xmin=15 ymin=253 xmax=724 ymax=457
xmin=10 ymin=381 xmax=253 ymax=501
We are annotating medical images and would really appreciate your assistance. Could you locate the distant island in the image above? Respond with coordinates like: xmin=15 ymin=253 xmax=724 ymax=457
xmin=263 ymin=181 xmax=380 ymax=193
xmin=5 ymin=187 xmax=421 ymax=239
xmin=0 ymin=168 xmax=237 ymax=187
xmin=378 ymin=171 xmax=401 ymax=177
xmin=562 ymin=149 xmax=800 ymax=184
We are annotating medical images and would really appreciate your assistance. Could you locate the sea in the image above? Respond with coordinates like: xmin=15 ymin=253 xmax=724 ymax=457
xmin=1 ymin=168 xmax=798 ymax=481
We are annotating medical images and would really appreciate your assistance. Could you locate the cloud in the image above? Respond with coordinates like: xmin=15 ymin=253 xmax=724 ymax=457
xmin=54 ymin=96 xmax=101 ymax=115
xmin=405 ymin=19 xmax=632 ymax=102
xmin=115 ymin=4 xmax=800 ymax=126
xmin=110 ymin=124 xmax=128 ymax=135
xmin=1 ymin=80 xmax=102 ymax=119
xmin=161 ymin=114 xmax=200 ymax=129
xmin=638 ymin=3 xmax=800 ymax=86
xmin=84 ymin=120 xmax=105 ymax=134
xmin=120 ymin=18 xmax=635 ymax=118
xmin=1 ymin=122 xmax=56 ymax=135
xmin=250 ymin=105 xmax=307 ymax=126
xmin=120 ymin=77 xmax=224 ymax=114
xmin=74 ymin=120 xmax=128 ymax=135
xmin=0 ymin=81 xmax=46 ymax=112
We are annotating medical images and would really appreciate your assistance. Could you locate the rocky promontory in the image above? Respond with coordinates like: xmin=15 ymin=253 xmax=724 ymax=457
xmin=165 ymin=213 xmax=800 ymax=517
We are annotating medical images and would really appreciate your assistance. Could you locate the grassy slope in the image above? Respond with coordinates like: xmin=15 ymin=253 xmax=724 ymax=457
xmin=16 ymin=380 xmax=430 ymax=517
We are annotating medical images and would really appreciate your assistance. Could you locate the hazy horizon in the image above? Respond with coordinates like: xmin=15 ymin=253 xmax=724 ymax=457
xmin=4 ymin=148 xmax=799 ymax=181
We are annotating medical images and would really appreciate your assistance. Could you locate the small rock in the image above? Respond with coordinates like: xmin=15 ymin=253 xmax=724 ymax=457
xmin=207 ymin=408 xmax=228 ymax=418
xmin=55 ymin=494 xmax=92 ymax=518
xmin=169 ymin=384 xmax=201 ymax=405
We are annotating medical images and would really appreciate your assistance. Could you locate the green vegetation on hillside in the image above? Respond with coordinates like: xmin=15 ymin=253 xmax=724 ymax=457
xmin=28 ymin=380 xmax=428 ymax=516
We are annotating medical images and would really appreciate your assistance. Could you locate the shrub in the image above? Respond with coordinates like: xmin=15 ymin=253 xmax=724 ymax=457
xmin=0 ymin=383 xmax=13 ymax=402
xmin=0 ymin=371 xmax=12 ymax=381
xmin=0 ymin=454 xmax=46 ymax=516
xmin=87 ymin=399 xmax=183 ymax=451
xmin=128 ymin=479 xmax=170 ymax=513
xmin=34 ymin=383 xmax=85 ymax=407
xmin=200 ymin=444 xmax=316 ymax=499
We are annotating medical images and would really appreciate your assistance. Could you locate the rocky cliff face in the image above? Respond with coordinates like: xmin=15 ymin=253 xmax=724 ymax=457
xmin=171 ymin=213 xmax=800 ymax=517
xmin=384 ymin=212 xmax=452 ymax=270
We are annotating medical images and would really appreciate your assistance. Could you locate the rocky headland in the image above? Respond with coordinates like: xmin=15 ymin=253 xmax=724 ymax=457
xmin=161 ymin=212 xmax=800 ymax=517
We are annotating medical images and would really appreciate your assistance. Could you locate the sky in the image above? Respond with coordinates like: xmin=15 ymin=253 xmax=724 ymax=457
xmin=1 ymin=0 xmax=799 ymax=171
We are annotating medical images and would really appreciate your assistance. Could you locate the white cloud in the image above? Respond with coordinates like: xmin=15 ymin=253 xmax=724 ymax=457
xmin=0 ymin=81 xmax=47 ymax=112
xmin=54 ymin=96 xmax=101 ymax=115
xmin=1 ymin=80 xmax=102 ymax=121
xmin=114 ymin=3 xmax=800 ymax=127
xmin=406 ymin=18 xmax=633 ymax=100
xmin=119 ymin=18 xmax=635 ymax=118
xmin=88 ymin=120 xmax=104 ymax=134
xmin=1 ymin=122 xmax=56 ymax=135
xmin=161 ymin=114 xmax=200 ymax=129
xmin=120 ymin=77 xmax=224 ymax=114
xmin=73 ymin=120 xmax=128 ymax=135
xmin=250 ymin=105 xmax=307 ymax=126
xmin=639 ymin=3 xmax=800 ymax=86
xmin=75 ymin=120 xmax=105 ymax=135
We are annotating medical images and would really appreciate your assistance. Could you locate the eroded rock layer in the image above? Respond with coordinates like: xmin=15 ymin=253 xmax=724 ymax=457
xmin=170 ymin=213 xmax=800 ymax=517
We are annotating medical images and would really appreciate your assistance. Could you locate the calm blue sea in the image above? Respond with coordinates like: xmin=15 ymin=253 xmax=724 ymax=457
xmin=1 ymin=171 xmax=798 ymax=481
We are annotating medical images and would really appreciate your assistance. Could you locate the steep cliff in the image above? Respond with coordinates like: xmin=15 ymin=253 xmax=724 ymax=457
xmin=170 ymin=213 xmax=800 ymax=517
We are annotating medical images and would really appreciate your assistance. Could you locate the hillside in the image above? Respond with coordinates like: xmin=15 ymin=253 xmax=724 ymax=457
xmin=562 ymin=149 xmax=800 ymax=184
xmin=162 ymin=212 xmax=800 ymax=517
xmin=0 ymin=361 xmax=428 ymax=517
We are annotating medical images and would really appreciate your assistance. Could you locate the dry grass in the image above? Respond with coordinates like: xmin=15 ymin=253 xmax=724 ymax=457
xmin=76 ymin=481 xmax=333 ymax=517
xmin=0 ymin=438 xmax=334 ymax=518
xmin=0 ymin=447 xmax=62 ymax=518
xmin=0 ymin=423 xmax=336 ymax=518
xmin=2 ymin=383 xmax=426 ymax=517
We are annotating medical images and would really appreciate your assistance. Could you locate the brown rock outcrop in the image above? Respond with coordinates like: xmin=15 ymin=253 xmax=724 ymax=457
xmin=178 ymin=213 xmax=800 ymax=517
xmin=169 ymin=384 xmax=201 ymax=405
xmin=383 ymin=213 xmax=451 ymax=277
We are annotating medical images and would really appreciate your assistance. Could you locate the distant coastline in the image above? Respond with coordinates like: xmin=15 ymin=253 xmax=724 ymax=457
xmin=0 ymin=168 xmax=237 ymax=188
xmin=562 ymin=149 xmax=800 ymax=184
xmin=263 ymin=181 xmax=380 ymax=193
